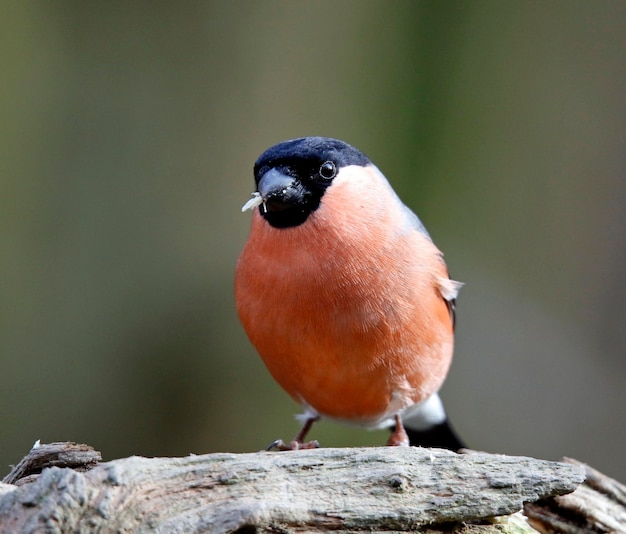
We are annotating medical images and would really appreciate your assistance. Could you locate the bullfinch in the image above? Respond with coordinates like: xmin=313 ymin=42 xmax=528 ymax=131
xmin=235 ymin=137 xmax=464 ymax=450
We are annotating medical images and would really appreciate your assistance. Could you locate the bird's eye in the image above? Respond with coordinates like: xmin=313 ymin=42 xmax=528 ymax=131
xmin=319 ymin=161 xmax=336 ymax=180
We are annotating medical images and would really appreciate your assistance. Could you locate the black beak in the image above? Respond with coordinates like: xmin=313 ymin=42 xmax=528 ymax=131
xmin=257 ymin=169 xmax=305 ymax=212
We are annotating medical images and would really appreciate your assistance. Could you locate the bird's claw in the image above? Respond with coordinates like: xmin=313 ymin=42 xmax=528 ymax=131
xmin=266 ymin=438 xmax=320 ymax=451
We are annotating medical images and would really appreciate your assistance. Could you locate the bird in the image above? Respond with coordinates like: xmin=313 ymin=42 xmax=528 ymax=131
xmin=235 ymin=137 xmax=464 ymax=450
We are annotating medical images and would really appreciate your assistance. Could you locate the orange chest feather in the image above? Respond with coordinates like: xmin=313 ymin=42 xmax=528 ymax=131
xmin=235 ymin=206 xmax=453 ymax=423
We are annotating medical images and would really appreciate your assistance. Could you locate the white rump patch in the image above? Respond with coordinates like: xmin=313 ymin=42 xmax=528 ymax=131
xmin=402 ymin=393 xmax=447 ymax=431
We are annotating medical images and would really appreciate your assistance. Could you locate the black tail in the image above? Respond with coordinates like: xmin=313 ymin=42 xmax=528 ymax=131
xmin=404 ymin=419 xmax=466 ymax=451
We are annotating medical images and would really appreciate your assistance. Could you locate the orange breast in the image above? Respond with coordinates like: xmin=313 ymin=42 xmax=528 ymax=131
xmin=235 ymin=168 xmax=454 ymax=426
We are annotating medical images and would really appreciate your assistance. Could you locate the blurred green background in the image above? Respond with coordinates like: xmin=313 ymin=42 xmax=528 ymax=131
xmin=2 ymin=1 xmax=625 ymax=481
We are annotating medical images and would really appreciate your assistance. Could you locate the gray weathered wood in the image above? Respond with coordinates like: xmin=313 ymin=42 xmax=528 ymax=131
xmin=525 ymin=457 xmax=626 ymax=533
xmin=0 ymin=443 xmax=584 ymax=533
xmin=2 ymin=441 xmax=101 ymax=485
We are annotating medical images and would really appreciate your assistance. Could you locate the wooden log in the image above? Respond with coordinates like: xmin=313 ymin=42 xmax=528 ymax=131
xmin=0 ymin=442 xmax=586 ymax=533
xmin=525 ymin=457 xmax=626 ymax=533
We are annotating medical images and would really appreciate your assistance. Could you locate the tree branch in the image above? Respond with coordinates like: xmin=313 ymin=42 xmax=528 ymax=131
xmin=0 ymin=442 xmax=592 ymax=533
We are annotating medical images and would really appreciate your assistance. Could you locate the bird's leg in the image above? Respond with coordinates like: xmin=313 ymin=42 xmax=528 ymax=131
xmin=267 ymin=415 xmax=321 ymax=451
xmin=387 ymin=414 xmax=410 ymax=447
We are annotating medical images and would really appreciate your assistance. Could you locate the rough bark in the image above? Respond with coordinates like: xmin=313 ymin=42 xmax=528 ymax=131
xmin=525 ymin=457 xmax=626 ymax=533
xmin=0 ymin=441 xmax=605 ymax=533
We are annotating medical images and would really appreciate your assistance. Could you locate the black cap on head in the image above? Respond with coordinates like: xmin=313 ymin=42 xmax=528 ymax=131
xmin=253 ymin=137 xmax=370 ymax=228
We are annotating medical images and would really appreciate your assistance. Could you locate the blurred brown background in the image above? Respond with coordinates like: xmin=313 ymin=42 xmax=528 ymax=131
xmin=1 ymin=1 xmax=625 ymax=481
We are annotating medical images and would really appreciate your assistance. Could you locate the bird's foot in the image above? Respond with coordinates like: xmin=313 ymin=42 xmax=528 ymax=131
xmin=266 ymin=439 xmax=320 ymax=451
xmin=387 ymin=414 xmax=410 ymax=447
xmin=266 ymin=415 xmax=321 ymax=451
